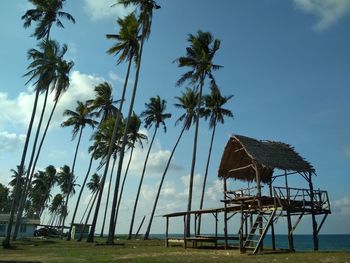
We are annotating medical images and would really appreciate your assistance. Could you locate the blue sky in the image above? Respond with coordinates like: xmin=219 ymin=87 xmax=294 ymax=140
xmin=0 ymin=0 xmax=349 ymax=237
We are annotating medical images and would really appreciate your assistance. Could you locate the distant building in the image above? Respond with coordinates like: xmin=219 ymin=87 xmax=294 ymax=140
xmin=0 ymin=214 xmax=40 ymax=238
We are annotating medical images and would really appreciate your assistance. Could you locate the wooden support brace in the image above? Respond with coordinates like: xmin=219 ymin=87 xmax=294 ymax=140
xmin=316 ymin=213 xmax=329 ymax=235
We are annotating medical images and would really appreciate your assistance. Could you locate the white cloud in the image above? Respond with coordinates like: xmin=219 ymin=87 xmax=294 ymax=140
xmin=0 ymin=131 xmax=25 ymax=153
xmin=127 ymin=139 xmax=183 ymax=177
xmin=333 ymin=195 xmax=350 ymax=215
xmin=294 ymin=0 xmax=350 ymax=31
xmin=0 ymin=71 xmax=104 ymax=132
xmin=83 ymin=0 xmax=134 ymax=21
xmin=344 ymin=146 xmax=350 ymax=158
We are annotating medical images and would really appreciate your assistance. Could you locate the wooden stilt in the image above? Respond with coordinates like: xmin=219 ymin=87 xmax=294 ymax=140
xmin=285 ymin=170 xmax=294 ymax=251
xmin=239 ymin=201 xmax=244 ymax=253
xmin=165 ymin=217 xmax=169 ymax=247
xmin=183 ymin=215 xmax=187 ymax=249
xmin=269 ymin=181 xmax=276 ymax=250
xmin=253 ymin=161 xmax=263 ymax=252
xmin=308 ymin=172 xmax=319 ymax=251
xmin=223 ymin=178 xmax=228 ymax=249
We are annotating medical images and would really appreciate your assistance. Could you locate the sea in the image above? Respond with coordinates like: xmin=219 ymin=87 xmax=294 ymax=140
xmin=147 ymin=234 xmax=350 ymax=251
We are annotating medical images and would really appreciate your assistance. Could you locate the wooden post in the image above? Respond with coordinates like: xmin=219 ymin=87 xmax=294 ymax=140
xmin=215 ymin=212 xmax=218 ymax=248
xmin=223 ymin=177 xmax=228 ymax=249
xmin=253 ymin=161 xmax=263 ymax=252
xmin=308 ymin=172 xmax=319 ymax=251
xmin=239 ymin=201 xmax=244 ymax=253
xmin=183 ymin=215 xmax=187 ymax=249
xmin=269 ymin=181 xmax=276 ymax=250
xmin=285 ymin=170 xmax=294 ymax=251
xmin=165 ymin=216 xmax=169 ymax=247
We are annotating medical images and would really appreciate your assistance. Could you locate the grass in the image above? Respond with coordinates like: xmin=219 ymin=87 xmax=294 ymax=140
xmin=1 ymin=237 xmax=349 ymax=263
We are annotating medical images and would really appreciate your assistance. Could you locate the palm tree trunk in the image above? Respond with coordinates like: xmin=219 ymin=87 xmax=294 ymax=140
xmin=100 ymin=156 xmax=117 ymax=237
xmin=2 ymin=89 xmax=40 ymax=248
xmin=13 ymin=88 xmax=49 ymax=241
xmin=113 ymin=143 xmax=135 ymax=231
xmin=13 ymin=96 xmax=58 ymax=240
xmin=128 ymin=127 xmax=158 ymax=239
xmin=144 ymin=124 xmax=186 ymax=240
xmin=62 ymin=127 xmax=84 ymax=238
xmin=67 ymin=153 xmax=94 ymax=240
xmin=186 ymin=76 xmax=205 ymax=237
xmin=105 ymin=37 xmax=145 ymax=245
xmin=197 ymin=121 xmax=217 ymax=235
xmin=87 ymin=55 xmax=133 ymax=243
xmin=78 ymin=191 xmax=98 ymax=242
xmin=79 ymin=192 xmax=94 ymax=225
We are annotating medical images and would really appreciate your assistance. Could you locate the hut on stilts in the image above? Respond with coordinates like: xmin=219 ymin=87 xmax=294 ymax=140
xmin=163 ymin=135 xmax=331 ymax=254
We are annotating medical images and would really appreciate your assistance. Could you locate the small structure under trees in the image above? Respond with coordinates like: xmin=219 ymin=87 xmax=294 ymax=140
xmin=163 ymin=135 xmax=331 ymax=254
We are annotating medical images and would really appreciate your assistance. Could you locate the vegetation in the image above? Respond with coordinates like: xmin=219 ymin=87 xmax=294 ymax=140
xmin=2 ymin=0 xmax=240 ymax=255
xmin=0 ymin=238 xmax=349 ymax=263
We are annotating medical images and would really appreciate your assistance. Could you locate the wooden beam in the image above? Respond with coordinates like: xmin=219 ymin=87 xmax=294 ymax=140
xmin=228 ymin=164 xmax=253 ymax=173
xmin=316 ymin=213 xmax=329 ymax=235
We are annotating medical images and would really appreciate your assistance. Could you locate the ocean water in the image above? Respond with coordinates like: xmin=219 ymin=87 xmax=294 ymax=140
xmin=148 ymin=234 xmax=350 ymax=251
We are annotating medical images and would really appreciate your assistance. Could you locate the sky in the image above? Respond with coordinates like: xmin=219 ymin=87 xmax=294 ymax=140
xmin=0 ymin=0 xmax=349 ymax=238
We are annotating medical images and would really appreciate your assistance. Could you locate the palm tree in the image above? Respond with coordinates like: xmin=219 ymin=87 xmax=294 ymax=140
xmin=57 ymin=165 xmax=78 ymax=232
xmin=175 ymin=30 xmax=222 ymax=236
xmin=144 ymin=89 xmax=199 ymax=239
xmin=114 ymin=113 xmax=147 ymax=231
xmin=22 ymin=0 xmax=75 ymax=40
xmin=197 ymin=84 xmax=233 ymax=234
xmin=87 ymin=82 xmax=119 ymax=125
xmin=8 ymin=166 xmax=27 ymax=205
xmin=128 ymin=96 xmax=171 ymax=239
xmin=97 ymin=118 xmax=125 ymax=237
xmin=77 ymin=173 xmax=100 ymax=242
xmin=61 ymin=101 xmax=97 ymax=240
xmin=48 ymin=194 xmax=64 ymax=227
xmin=87 ymin=12 xmax=141 ymax=243
xmin=3 ymin=0 xmax=75 ymax=248
xmin=12 ymin=41 xmax=74 ymax=241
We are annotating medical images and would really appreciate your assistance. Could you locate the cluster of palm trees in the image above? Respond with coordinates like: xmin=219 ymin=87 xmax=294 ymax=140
xmin=3 ymin=0 xmax=234 ymax=248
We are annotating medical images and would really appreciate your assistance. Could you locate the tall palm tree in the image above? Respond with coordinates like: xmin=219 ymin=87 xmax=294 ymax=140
xmin=3 ymin=0 xmax=75 ymax=248
xmin=57 ymin=165 xmax=78 ymax=232
xmin=97 ymin=118 xmax=125 ymax=237
xmin=197 ymin=84 xmax=233 ymax=234
xmin=144 ymin=89 xmax=199 ymax=239
xmin=61 ymin=101 xmax=97 ymax=240
xmin=103 ymin=0 xmax=160 ymax=245
xmin=87 ymin=12 xmax=141 ymax=243
xmin=48 ymin=194 xmax=64 ymax=227
xmin=114 ymin=113 xmax=147 ymax=230
xmin=77 ymin=173 xmax=100 ymax=242
xmin=175 ymin=30 xmax=222 ymax=236
xmin=12 ymin=41 xmax=74 ymax=241
xmin=22 ymin=0 xmax=75 ymax=40
xmin=128 ymin=96 xmax=171 ymax=239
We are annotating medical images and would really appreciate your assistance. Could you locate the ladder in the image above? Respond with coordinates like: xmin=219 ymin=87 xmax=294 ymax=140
xmin=243 ymin=207 xmax=277 ymax=254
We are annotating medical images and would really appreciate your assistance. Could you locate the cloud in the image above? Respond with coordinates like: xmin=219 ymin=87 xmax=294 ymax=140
xmin=0 ymin=71 xmax=105 ymax=132
xmin=294 ymin=0 xmax=350 ymax=31
xmin=83 ymin=0 xmax=134 ymax=21
xmin=344 ymin=146 xmax=350 ymax=158
xmin=0 ymin=131 xmax=25 ymax=153
xmin=333 ymin=195 xmax=350 ymax=215
xmin=127 ymin=139 xmax=183 ymax=177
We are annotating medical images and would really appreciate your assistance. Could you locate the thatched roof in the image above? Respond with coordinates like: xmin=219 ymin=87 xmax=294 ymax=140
xmin=218 ymin=135 xmax=314 ymax=183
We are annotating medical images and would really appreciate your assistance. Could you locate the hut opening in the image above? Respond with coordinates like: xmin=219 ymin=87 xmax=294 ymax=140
xmin=163 ymin=135 xmax=331 ymax=254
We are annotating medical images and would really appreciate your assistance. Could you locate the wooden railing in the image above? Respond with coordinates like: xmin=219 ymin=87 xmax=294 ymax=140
xmin=273 ymin=186 xmax=330 ymax=211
